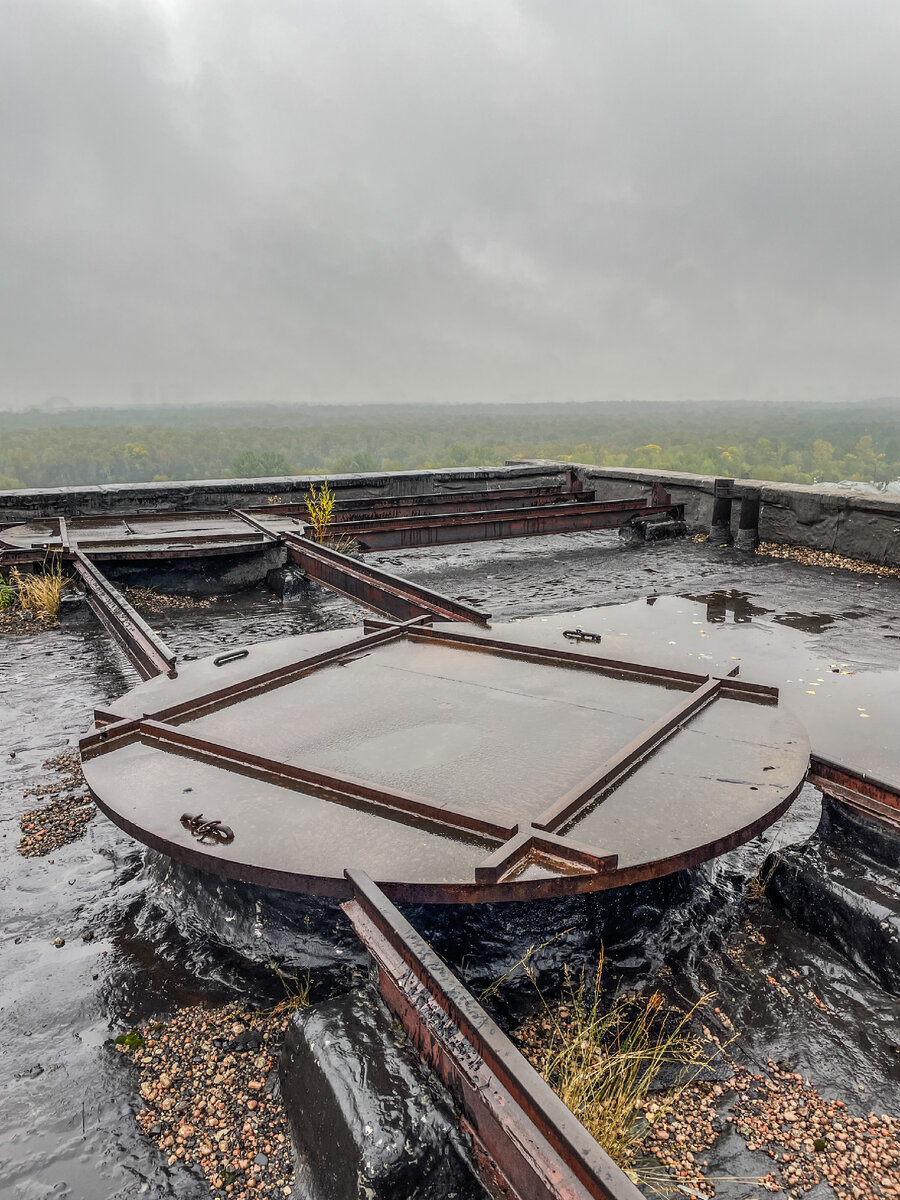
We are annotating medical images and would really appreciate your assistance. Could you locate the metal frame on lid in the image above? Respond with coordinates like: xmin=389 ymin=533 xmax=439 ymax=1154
xmin=79 ymin=611 xmax=800 ymax=904
xmin=70 ymin=550 xmax=178 ymax=680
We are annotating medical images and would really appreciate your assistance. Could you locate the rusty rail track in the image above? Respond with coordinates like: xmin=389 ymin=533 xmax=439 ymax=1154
xmin=808 ymin=755 xmax=900 ymax=831
xmin=324 ymin=496 xmax=684 ymax=552
xmin=277 ymin=528 xmax=490 ymax=624
xmin=70 ymin=550 xmax=177 ymax=680
xmin=341 ymin=869 xmax=644 ymax=1200
xmin=263 ymin=483 xmax=595 ymax=522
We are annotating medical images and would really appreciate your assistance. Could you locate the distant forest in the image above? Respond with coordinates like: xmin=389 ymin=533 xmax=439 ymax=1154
xmin=0 ymin=400 xmax=897 ymax=490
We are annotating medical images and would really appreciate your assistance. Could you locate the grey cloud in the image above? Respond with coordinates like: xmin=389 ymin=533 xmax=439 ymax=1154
xmin=2 ymin=0 xmax=900 ymax=407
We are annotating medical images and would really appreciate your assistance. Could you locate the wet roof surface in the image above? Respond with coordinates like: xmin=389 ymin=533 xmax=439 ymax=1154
xmin=3 ymin=531 xmax=898 ymax=1199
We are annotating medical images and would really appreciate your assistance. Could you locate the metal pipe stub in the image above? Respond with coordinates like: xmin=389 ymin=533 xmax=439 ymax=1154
xmin=708 ymin=477 xmax=735 ymax=546
xmin=735 ymin=488 xmax=762 ymax=551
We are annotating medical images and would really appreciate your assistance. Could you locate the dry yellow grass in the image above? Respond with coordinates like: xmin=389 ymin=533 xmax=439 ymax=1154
xmin=10 ymin=558 xmax=68 ymax=618
xmin=517 ymin=955 xmax=716 ymax=1180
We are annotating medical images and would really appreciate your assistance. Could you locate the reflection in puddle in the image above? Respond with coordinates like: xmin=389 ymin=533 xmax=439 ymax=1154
xmin=496 ymin=593 xmax=900 ymax=788
xmin=683 ymin=589 xmax=770 ymax=625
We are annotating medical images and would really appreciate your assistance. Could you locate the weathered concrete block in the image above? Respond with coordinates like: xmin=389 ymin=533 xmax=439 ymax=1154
xmin=618 ymin=517 xmax=687 ymax=545
xmin=58 ymin=589 xmax=89 ymax=623
xmin=279 ymin=989 xmax=487 ymax=1200
xmin=765 ymin=833 xmax=900 ymax=995
xmin=642 ymin=517 xmax=687 ymax=542
xmin=265 ymin=564 xmax=308 ymax=598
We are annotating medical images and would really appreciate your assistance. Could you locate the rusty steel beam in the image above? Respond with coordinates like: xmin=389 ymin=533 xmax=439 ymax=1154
xmin=402 ymin=624 xmax=775 ymax=704
xmin=71 ymin=551 xmax=177 ymax=681
xmin=324 ymin=498 xmax=685 ymax=552
xmin=342 ymin=869 xmax=644 ymax=1200
xmin=0 ymin=548 xmax=42 ymax=566
xmin=133 ymin=718 xmax=514 ymax=842
xmin=533 ymin=677 xmax=724 ymax=833
xmin=82 ymin=618 xmax=430 ymax=738
xmin=253 ymin=485 xmax=593 ymax=523
xmin=281 ymin=531 xmax=490 ymax=624
xmin=327 ymin=485 xmax=596 ymax=522
xmin=808 ymin=756 xmax=900 ymax=831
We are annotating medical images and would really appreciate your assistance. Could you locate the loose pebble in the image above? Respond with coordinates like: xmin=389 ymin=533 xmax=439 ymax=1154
xmin=756 ymin=542 xmax=900 ymax=579
xmin=118 ymin=1001 xmax=299 ymax=1198
xmin=18 ymin=751 xmax=95 ymax=857
xmin=124 ymin=587 xmax=214 ymax=613
xmin=0 ymin=608 xmax=59 ymax=634
xmin=516 ymin=1005 xmax=899 ymax=1198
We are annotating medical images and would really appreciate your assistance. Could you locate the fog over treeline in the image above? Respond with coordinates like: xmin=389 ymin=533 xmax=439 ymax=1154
xmin=1 ymin=400 xmax=897 ymax=490
xmin=5 ymin=3 xmax=900 ymax=408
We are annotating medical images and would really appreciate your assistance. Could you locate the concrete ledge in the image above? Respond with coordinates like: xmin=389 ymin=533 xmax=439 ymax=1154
xmin=0 ymin=464 xmax=565 ymax=526
xmin=517 ymin=460 xmax=900 ymax=567
xmin=3 ymin=459 xmax=899 ymax=566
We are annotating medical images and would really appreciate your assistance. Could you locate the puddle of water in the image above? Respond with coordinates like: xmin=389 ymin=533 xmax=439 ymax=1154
xmin=494 ymin=592 xmax=899 ymax=787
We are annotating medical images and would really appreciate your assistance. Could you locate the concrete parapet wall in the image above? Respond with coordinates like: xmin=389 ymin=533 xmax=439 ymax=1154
xmin=2 ymin=459 xmax=899 ymax=566
xmin=521 ymin=460 xmax=900 ymax=567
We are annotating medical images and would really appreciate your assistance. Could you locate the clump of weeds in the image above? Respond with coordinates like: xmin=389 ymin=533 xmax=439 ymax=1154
xmin=515 ymin=953 xmax=719 ymax=1182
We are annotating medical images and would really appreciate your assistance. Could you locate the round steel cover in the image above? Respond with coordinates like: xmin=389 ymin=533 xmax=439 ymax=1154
xmin=81 ymin=617 xmax=810 ymax=903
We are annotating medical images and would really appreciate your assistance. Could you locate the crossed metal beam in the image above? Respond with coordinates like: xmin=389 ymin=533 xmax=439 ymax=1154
xmin=81 ymin=616 xmax=778 ymax=890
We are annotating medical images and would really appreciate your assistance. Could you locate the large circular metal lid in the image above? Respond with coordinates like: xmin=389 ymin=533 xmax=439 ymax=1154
xmin=81 ymin=614 xmax=810 ymax=902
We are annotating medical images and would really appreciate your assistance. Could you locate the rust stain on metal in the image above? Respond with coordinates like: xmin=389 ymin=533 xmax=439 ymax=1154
xmin=808 ymin=756 xmax=900 ymax=831
xmin=341 ymin=869 xmax=645 ymax=1200
xmin=71 ymin=551 xmax=177 ymax=681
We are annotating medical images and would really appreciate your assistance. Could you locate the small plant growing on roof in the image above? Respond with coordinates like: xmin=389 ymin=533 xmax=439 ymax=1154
xmin=10 ymin=556 xmax=68 ymax=618
xmin=305 ymin=479 xmax=336 ymax=544
xmin=512 ymin=951 xmax=719 ymax=1180
xmin=268 ymin=962 xmax=312 ymax=1014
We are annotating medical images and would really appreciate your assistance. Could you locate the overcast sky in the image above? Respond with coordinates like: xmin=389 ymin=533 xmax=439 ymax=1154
xmin=3 ymin=1 xmax=900 ymax=409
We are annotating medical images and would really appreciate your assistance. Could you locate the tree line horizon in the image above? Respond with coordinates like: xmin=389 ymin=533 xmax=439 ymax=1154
xmin=0 ymin=400 xmax=897 ymax=491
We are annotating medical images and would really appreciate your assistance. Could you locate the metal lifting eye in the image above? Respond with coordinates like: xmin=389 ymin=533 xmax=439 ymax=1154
xmin=180 ymin=812 xmax=235 ymax=845
xmin=214 ymin=649 xmax=250 ymax=667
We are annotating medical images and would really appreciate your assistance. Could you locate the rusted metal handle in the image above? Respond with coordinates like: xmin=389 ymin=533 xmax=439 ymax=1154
xmin=214 ymin=649 xmax=249 ymax=667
